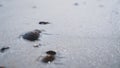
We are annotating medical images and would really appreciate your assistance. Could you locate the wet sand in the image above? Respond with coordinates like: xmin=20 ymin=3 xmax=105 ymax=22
xmin=0 ymin=0 xmax=120 ymax=68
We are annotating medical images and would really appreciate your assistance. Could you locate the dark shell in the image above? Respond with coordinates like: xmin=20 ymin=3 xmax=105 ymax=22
xmin=46 ymin=50 xmax=56 ymax=55
xmin=42 ymin=55 xmax=55 ymax=63
xmin=39 ymin=21 xmax=50 ymax=25
xmin=0 ymin=47 xmax=10 ymax=53
xmin=23 ymin=30 xmax=41 ymax=41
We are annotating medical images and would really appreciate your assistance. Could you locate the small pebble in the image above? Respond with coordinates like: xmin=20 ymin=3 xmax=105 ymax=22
xmin=0 ymin=47 xmax=10 ymax=53
xmin=39 ymin=21 xmax=50 ymax=25
xmin=46 ymin=50 xmax=56 ymax=55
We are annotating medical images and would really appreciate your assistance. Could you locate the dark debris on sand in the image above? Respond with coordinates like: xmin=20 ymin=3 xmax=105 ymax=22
xmin=0 ymin=47 xmax=10 ymax=53
xmin=41 ymin=50 xmax=56 ymax=63
xmin=39 ymin=21 xmax=50 ymax=25
xmin=46 ymin=50 xmax=56 ymax=55
xmin=42 ymin=55 xmax=55 ymax=63
xmin=22 ymin=29 xmax=41 ymax=41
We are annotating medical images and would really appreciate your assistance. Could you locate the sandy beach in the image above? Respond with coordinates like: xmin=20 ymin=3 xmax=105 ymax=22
xmin=0 ymin=0 xmax=120 ymax=68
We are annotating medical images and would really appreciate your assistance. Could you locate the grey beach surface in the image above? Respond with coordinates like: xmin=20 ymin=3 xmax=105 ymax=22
xmin=0 ymin=0 xmax=120 ymax=68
